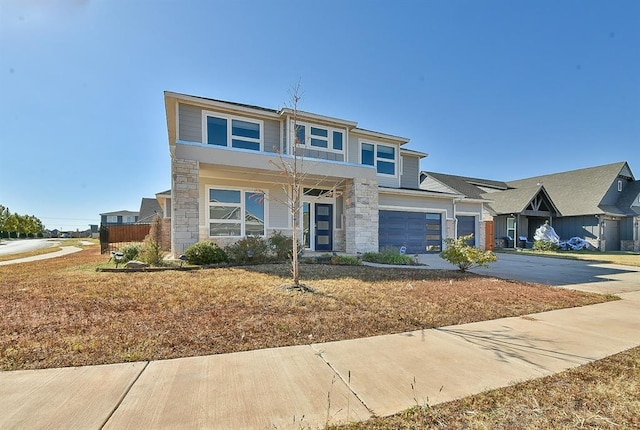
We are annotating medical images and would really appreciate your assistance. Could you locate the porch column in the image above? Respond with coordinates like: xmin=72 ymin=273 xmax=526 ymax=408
xmin=344 ymin=178 xmax=378 ymax=254
xmin=171 ymin=158 xmax=200 ymax=255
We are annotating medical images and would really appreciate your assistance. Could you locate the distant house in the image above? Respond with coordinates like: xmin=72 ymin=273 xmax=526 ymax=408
xmin=421 ymin=162 xmax=640 ymax=251
xmin=100 ymin=210 xmax=139 ymax=225
xmin=137 ymin=198 xmax=163 ymax=224
xmin=155 ymin=190 xmax=171 ymax=220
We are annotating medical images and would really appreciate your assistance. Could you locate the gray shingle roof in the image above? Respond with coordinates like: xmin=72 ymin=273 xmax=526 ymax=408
xmin=507 ymin=162 xmax=629 ymax=216
xmin=138 ymin=198 xmax=162 ymax=223
xmin=616 ymin=180 xmax=640 ymax=215
xmin=100 ymin=210 xmax=139 ymax=217
xmin=422 ymin=172 xmax=507 ymax=199
xmin=482 ymin=185 xmax=559 ymax=215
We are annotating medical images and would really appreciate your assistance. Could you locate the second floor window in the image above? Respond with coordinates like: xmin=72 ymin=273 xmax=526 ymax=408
xmin=361 ymin=142 xmax=396 ymax=175
xmin=205 ymin=113 xmax=262 ymax=151
xmin=294 ymin=122 xmax=344 ymax=152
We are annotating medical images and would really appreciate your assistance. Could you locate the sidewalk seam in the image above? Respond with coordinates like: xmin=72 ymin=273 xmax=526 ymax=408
xmin=309 ymin=344 xmax=376 ymax=417
xmin=99 ymin=361 xmax=149 ymax=429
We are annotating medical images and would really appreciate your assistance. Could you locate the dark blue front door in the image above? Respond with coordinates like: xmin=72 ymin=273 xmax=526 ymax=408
xmin=315 ymin=203 xmax=332 ymax=251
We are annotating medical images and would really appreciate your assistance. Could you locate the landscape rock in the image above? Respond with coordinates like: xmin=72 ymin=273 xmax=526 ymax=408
xmin=125 ymin=260 xmax=149 ymax=269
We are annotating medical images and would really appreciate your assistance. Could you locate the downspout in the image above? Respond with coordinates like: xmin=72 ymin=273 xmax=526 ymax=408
xmin=635 ymin=216 xmax=640 ymax=252
xmin=516 ymin=213 xmax=520 ymax=249
xmin=453 ymin=198 xmax=459 ymax=240
xmin=596 ymin=214 xmax=603 ymax=251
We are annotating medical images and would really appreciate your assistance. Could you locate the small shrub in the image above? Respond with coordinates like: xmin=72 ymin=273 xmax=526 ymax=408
xmin=533 ymin=240 xmax=560 ymax=251
xmin=300 ymin=254 xmax=332 ymax=264
xmin=141 ymin=238 xmax=164 ymax=266
xmin=268 ymin=231 xmax=297 ymax=261
xmin=120 ymin=244 xmax=141 ymax=262
xmin=184 ymin=241 xmax=228 ymax=265
xmin=140 ymin=217 xmax=166 ymax=266
xmin=440 ymin=234 xmax=497 ymax=272
xmin=226 ymin=236 xmax=270 ymax=264
xmin=362 ymin=248 xmax=418 ymax=265
xmin=330 ymin=255 xmax=362 ymax=265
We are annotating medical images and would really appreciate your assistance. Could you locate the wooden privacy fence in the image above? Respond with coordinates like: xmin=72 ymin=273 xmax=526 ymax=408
xmin=100 ymin=224 xmax=151 ymax=254
xmin=485 ymin=220 xmax=495 ymax=250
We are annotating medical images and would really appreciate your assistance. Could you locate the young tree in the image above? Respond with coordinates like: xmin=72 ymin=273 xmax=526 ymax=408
xmin=0 ymin=205 xmax=9 ymax=237
xmin=5 ymin=213 xmax=19 ymax=237
xmin=268 ymin=83 xmax=344 ymax=290
xmin=270 ymin=83 xmax=305 ymax=288
xmin=440 ymin=234 xmax=497 ymax=272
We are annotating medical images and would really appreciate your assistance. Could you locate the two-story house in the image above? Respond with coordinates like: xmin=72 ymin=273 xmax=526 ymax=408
xmin=100 ymin=210 xmax=139 ymax=225
xmin=164 ymin=91 xmax=488 ymax=255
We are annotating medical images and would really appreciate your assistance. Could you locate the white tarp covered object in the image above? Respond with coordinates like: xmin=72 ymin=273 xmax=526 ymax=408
xmin=560 ymin=237 xmax=596 ymax=251
xmin=534 ymin=222 xmax=560 ymax=243
xmin=534 ymin=222 xmax=595 ymax=250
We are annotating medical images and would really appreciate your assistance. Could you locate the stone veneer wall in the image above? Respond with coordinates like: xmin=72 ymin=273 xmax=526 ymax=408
xmin=621 ymin=240 xmax=639 ymax=252
xmin=445 ymin=219 xmax=455 ymax=248
xmin=333 ymin=229 xmax=346 ymax=252
xmin=477 ymin=221 xmax=487 ymax=251
xmin=344 ymin=178 xmax=378 ymax=254
xmin=161 ymin=218 xmax=171 ymax=251
xmin=171 ymin=159 xmax=200 ymax=255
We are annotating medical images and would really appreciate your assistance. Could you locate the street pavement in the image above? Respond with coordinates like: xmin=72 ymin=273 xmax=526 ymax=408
xmin=0 ymin=246 xmax=83 ymax=266
xmin=0 ymin=238 xmax=59 ymax=256
xmin=1 ymin=254 xmax=639 ymax=429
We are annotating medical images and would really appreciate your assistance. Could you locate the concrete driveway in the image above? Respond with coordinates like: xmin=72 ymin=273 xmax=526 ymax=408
xmin=419 ymin=252 xmax=640 ymax=292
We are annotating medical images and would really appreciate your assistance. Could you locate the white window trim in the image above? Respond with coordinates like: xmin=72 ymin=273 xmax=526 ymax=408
xmin=202 ymin=111 xmax=264 ymax=152
xmin=208 ymin=186 xmax=268 ymax=237
xmin=618 ymin=180 xmax=623 ymax=192
xmin=106 ymin=215 xmax=118 ymax=223
xmin=290 ymin=120 xmax=346 ymax=155
xmin=358 ymin=139 xmax=398 ymax=178
xmin=506 ymin=217 xmax=517 ymax=240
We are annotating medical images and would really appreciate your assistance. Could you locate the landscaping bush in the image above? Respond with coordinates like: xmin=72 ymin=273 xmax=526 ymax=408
xmin=119 ymin=244 xmax=142 ymax=262
xmin=141 ymin=238 xmax=164 ymax=266
xmin=268 ymin=231 xmax=297 ymax=261
xmin=140 ymin=216 xmax=166 ymax=266
xmin=184 ymin=241 xmax=228 ymax=265
xmin=330 ymin=255 xmax=362 ymax=265
xmin=533 ymin=240 xmax=560 ymax=251
xmin=362 ymin=248 xmax=418 ymax=265
xmin=225 ymin=236 xmax=270 ymax=264
xmin=440 ymin=234 xmax=497 ymax=272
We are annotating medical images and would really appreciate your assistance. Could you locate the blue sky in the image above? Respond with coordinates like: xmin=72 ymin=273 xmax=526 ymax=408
xmin=1 ymin=0 xmax=639 ymax=231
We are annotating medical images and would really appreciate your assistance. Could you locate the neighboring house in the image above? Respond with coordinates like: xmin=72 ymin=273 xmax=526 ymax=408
xmin=138 ymin=198 xmax=163 ymax=224
xmin=100 ymin=210 xmax=139 ymax=225
xmin=420 ymin=172 xmax=507 ymax=249
xmin=421 ymin=162 xmax=640 ymax=251
xmin=504 ymin=162 xmax=640 ymax=251
xmin=155 ymin=189 xmax=172 ymax=219
xmin=164 ymin=91 xmax=488 ymax=255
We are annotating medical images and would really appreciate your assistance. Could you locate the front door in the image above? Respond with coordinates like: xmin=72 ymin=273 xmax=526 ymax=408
xmin=314 ymin=203 xmax=333 ymax=251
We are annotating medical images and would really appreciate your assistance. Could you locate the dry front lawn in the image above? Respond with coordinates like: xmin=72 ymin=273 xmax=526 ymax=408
xmin=0 ymin=248 xmax=614 ymax=371
xmin=334 ymin=346 xmax=640 ymax=429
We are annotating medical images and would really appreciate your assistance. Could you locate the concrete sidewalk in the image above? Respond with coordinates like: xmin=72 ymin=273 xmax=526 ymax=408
xmin=1 ymin=269 xmax=639 ymax=429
